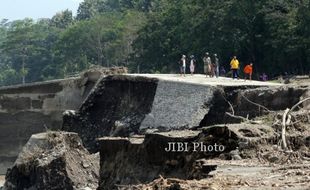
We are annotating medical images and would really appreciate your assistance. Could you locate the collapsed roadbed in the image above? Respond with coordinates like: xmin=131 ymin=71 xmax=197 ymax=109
xmin=1 ymin=73 xmax=310 ymax=189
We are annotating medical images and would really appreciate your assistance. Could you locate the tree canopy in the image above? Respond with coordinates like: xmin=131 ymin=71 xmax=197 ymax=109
xmin=0 ymin=0 xmax=309 ymax=85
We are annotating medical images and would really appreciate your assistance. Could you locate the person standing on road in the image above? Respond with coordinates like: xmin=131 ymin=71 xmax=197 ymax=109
xmin=243 ymin=63 xmax=253 ymax=81
xmin=203 ymin=52 xmax=212 ymax=77
xmin=189 ymin=55 xmax=196 ymax=76
xmin=230 ymin=56 xmax=240 ymax=79
xmin=220 ymin=66 xmax=226 ymax=76
xmin=214 ymin=54 xmax=220 ymax=78
xmin=180 ymin=55 xmax=186 ymax=77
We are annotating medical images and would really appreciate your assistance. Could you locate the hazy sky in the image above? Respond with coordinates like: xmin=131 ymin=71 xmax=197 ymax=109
xmin=0 ymin=0 xmax=84 ymax=21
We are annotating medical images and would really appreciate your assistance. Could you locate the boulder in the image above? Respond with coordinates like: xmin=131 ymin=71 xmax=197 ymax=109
xmin=4 ymin=132 xmax=99 ymax=190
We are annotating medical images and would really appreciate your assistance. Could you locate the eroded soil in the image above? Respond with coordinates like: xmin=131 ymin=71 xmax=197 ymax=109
xmin=122 ymin=160 xmax=310 ymax=190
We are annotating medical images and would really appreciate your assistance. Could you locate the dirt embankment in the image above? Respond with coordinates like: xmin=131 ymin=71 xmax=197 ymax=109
xmin=2 ymin=74 xmax=310 ymax=189
xmin=97 ymin=120 xmax=309 ymax=189
xmin=3 ymin=132 xmax=99 ymax=190
xmin=124 ymin=161 xmax=310 ymax=190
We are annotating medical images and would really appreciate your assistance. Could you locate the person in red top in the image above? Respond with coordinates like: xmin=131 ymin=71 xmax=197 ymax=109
xmin=243 ymin=63 xmax=253 ymax=81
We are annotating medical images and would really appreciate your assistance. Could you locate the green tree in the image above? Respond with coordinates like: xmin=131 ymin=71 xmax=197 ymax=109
xmin=295 ymin=0 xmax=310 ymax=74
xmin=76 ymin=0 xmax=106 ymax=20
xmin=0 ymin=19 xmax=36 ymax=84
xmin=50 ymin=9 xmax=74 ymax=29
xmin=56 ymin=13 xmax=124 ymax=75
xmin=132 ymin=0 xmax=309 ymax=76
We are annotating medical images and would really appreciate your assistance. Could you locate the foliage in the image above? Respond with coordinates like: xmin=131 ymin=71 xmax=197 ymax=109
xmin=132 ymin=0 xmax=310 ymax=76
xmin=0 ymin=0 xmax=309 ymax=86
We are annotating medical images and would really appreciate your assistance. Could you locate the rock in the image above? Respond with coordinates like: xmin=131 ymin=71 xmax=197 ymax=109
xmin=168 ymin=183 xmax=181 ymax=190
xmin=229 ymin=148 xmax=242 ymax=160
xmin=269 ymin=156 xmax=279 ymax=163
xmin=238 ymin=141 xmax=249 ymax=149
xmin=80 ymin=187 xmax=92 ymax=190
xmin=209 ymin=185 xmax=219 ymax=190
xmin=63 ymin=110 xmax=76 ymax=116
xmin=218 ymin=153 xmax=227 ymax=160
xmin=82 ymin=161 xmax=91 ymax=168
xmin=229 ymin=148 xmax=240 ymax=156
xmin=81 ymin=66 xmax=128 ymax=82
xmin=96 ymin=129 xmax=237 ymax=190
xmin=232 ymin=154 xmax=242 ymax=160
xmin=272 ymin=183 xmax=279 ymax=187
xmin=4 ymin=132 xmax=99 ymax=190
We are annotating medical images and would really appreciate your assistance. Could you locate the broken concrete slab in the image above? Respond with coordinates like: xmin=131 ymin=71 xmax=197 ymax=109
xmin=200 ymin=86 xmax=310 ymax=126
xmin=0 ymin=67 xmax=127 ymax=174
xmin=62 ymin=75 xmax=224 ymax=152
xmin=62 ymin=75 xmax=310 ymax=153
xmin=97 ymin=128 xmax=242 ymax=190
xmin=63 ymin=75 xmax=159 ymax=152
xmin=4 ymin=132 xmax=99 ymax=190
xmin=140 ymin=80 xmax=216 ymax=130
xmin=0 ymin=78 xmax=96 ymax=175
xmin=97 ymin=121 xmax=309 ymax=189
xmin=126 ymin=74 xmax=282 ymax=87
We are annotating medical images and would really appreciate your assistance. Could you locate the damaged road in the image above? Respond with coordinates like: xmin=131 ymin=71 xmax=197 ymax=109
xmin=1 ymin=74 xmax=310 ymax=189
xmin=97 ymin=122 xmax=309 ymax=190
xmin=97 ymin=120 xmax=309 ymax=190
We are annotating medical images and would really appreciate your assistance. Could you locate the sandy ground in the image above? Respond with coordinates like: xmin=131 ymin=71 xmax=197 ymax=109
xmin=127 ymin=74 xmax=282 ymax=87
xmin=207 ymin=160 xmax=310 ymax=190
xmin=131 ymin=160 xmax=310 ymax=190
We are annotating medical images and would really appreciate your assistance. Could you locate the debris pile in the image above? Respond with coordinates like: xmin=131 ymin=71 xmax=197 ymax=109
xmin=2 ymin=74 xmax=310 ymax=189
xmin=3 ymin=132 xmax=99 ymax=190
xmin=97 ymin=123 xmax=281 ymax=190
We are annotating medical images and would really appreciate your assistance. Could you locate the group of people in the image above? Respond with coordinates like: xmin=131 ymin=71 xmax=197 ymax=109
xmin=203 ymin=52 xmax=220 ymax=78
xmin=229 ymin=55 xmax=253 ymax=80
xmin=179 ymin=52 xmax=220 ymax=77
xmin=179 ymin=53 xmax=254 ymax=81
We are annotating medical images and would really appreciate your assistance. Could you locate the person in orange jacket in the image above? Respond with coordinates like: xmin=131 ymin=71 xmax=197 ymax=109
xmin=243 ymin=63 xmax=253 ymax=81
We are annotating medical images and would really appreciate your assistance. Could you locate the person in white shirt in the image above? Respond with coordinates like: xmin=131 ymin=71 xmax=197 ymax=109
xmin=203 ymin=52 xmax=212 ymax=77
xmin=190 ymin=55 xmax=196 ymax=75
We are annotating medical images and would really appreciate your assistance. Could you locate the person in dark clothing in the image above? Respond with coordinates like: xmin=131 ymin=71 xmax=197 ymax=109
xmin=214 ymin=54 xmax=220 ymax=78
xmin=220 ymin=66 xmax=226 ymax=76
xmin=179 ymin=55 xmax=186 ymax=77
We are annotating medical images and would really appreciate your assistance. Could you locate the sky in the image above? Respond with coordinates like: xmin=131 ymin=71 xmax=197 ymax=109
xmin=0 ymin=0 xmax=84 ymax=21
